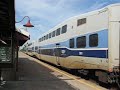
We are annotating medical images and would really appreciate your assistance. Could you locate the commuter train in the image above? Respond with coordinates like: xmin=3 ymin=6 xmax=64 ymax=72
xmin=25 ymin=4 xmax=120 ymax=85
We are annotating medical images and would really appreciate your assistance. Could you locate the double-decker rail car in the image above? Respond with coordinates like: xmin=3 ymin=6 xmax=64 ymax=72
xmin=26 ymin=4 xmax=120 ymax=85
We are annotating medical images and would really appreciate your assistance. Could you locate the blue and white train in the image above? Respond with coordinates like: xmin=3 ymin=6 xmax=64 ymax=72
xmin=26 ymin=4 xmax=120 ymax=84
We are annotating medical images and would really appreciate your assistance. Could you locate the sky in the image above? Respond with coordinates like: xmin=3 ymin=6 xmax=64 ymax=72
xmin=15 ymin=0 xmax=120 ymax=41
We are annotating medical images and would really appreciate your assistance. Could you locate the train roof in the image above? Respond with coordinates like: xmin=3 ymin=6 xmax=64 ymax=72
xmin=37 ymin=3 xmax=120 ymax=42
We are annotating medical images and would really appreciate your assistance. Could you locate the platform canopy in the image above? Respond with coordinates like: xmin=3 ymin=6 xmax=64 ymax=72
xmin=0 ymin=0 xmax=29 ymax=46
xmin=15 ymin=28 xmax=30 ymax=46
xmin=0 ymin=0 xmax=29 ymax=67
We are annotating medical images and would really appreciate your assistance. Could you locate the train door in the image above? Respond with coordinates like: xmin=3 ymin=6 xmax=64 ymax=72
xmin=38 ymin=48 xmax=41 ymax=59
xmin=109 ymin=21 xmax=120 ymax=70
xmin=55 ymin=43 xmax=60 ymax=66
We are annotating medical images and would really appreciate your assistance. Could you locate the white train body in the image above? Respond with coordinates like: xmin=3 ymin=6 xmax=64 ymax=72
xmin=26 ymin=4 xmax=120 ymax=83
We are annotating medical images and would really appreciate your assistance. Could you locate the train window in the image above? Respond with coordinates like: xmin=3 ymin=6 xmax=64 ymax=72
xmin=32 ymin=47 xmax=34 ymax=51
xmin=76 ymin=36 xmax=86 ymax=48
xmin=39 ymin=49 xmax=41 ymax=54
xmin=49 ymin=33 xmax=51 ymax=38
xmin=41 ymin=49 xmax=53 ymax=55
xmin=89 ymin=34 xmax=98 ymax=47
xmin=42 ymin=37 xmax=44 ymax=41
xmin=69 ymin=38 xmax=74 ymax=48
xmin=61 ymin=25 xmax=67 ymax=34
xmin=45 ymin=35 xmax=47 ymax=40
xmin=41 ymin=38 xmax=42 ymax=41
xmin=35 ymin=46 xmax=38 ymax=50
xmin=77 ymin=18 xmax=86 ymax=26
xmin=44 ymin=36 xmax=46 ymax=40
xmin=52 ymin=31 xmax=55 ymax=37
xmin=39 ymin=38 xmax=41 ymax=42
xmin=28 ymin=43 xmax=32 ymax=46
xmin=41 ymin=37 xmax=42 ymax=41
xmin=56 ymin=28 xmax=60 ymax=36
xmin=46 ymin=34 xmax=48 ymax=39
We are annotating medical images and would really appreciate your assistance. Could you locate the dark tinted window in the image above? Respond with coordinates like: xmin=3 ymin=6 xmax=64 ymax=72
xmin=52 ymin=31 xmax=55 ymax=37
xmin=46 ymin=34 xmax=48 ymax=39
xmin=49 ymin=33 xmax=51 ymax=38
xmin=39 ymin=38 xmax=41 ymax=42
xmin=35 ymin=46 xmax=38 ymax=50
xmin=77 ymin=36 xmax=86 ymax=48
xmin=40 ymin=49 xmax=53 ymax=55
xmin=77 ymin=18 xmax=86 ymax=26
xmin=28 ymin=43 xmax=32 ymax=46
xmin=56 ymin=28 xmax=60 ymax=36
xmin=89 ymin=34 xmax=98 ymax=47
xmin=44 ymin=36 xmax=46 ymax=40
xmin=61 ymin=25 xmax=67 ymax=34
xmin=42 ymin=37 xmax=44 ymax=41
xmin=32 ymin=47 xmax=34 ymax=51
xmin=69 ymin=38 xmax=74 ymax=48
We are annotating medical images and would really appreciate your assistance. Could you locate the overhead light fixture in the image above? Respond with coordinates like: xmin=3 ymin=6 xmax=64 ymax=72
xmin=16 ymin=16 xmax=34 ymax=27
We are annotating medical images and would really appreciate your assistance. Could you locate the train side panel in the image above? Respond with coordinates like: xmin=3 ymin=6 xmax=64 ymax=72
xmin=108 ymin=5 xmax=120 ymax=72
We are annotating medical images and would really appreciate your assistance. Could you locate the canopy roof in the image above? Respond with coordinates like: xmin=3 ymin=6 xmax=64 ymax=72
xmin=0 ymin=0 xmax=29 ymax=46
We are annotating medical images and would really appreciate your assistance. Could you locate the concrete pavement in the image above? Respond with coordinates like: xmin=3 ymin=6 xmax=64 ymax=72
xmin=0 ymin=52 xmax=75 ymax=90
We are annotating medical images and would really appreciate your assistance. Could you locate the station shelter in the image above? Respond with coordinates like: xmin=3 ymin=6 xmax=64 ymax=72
xmin=0 ymin=0 xmax=30 ymax=80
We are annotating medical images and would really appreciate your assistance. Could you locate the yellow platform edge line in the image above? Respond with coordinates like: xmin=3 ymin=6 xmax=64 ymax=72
xmin=33 ymin=59 xmax=101 ymax=90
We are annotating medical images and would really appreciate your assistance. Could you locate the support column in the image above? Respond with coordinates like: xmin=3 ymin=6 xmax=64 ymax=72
xmin=0 ymin=68 xmax=1 ymax=82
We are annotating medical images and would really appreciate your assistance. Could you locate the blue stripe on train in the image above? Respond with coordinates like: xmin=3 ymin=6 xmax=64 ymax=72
xmin=39 ymin=29 xmax=108 ymax=58
xmin=40 ymin=29 xmax=108 ymax=49
xmin=58 ymin=48 xmax=108 ymax=58
xmin=40 ymin=48 xmax=108 ymax=58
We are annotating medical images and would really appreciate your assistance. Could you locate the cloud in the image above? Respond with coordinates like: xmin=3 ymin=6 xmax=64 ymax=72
xmin=15 ymin=0 xmax=85 ymax=25
xmin=86 ymin=1 xmax=108 ymax=11
xmin=15 ymin=0 xmax=85 ymax=40
xmin=15 ymin=0 xmax=120 ymax=41
xmin=16 ymin=0 xmax=109 ymax=25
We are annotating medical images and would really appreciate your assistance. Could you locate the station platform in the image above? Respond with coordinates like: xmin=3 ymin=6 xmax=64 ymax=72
xmin=1 ymin=52 xmax=110 ymax=90
xmin=0 ymin=52 xmax=75 ymax=90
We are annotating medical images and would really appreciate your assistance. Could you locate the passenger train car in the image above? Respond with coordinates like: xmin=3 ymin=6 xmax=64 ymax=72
xmin=26 ymin=4 xmax=120 ymax=84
